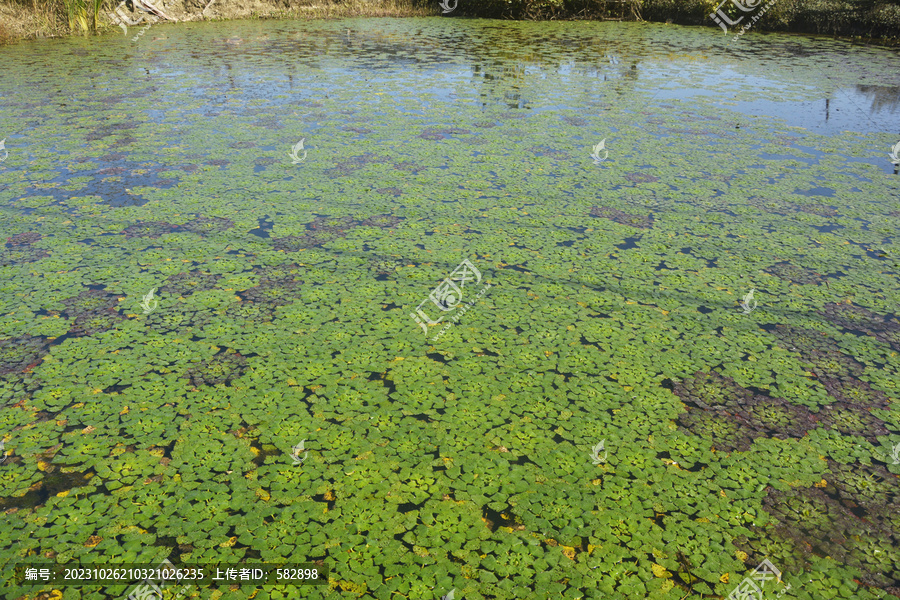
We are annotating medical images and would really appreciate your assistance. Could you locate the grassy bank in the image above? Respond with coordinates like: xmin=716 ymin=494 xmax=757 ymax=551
xmin=1 ymin=0 xmax=898 ymax=50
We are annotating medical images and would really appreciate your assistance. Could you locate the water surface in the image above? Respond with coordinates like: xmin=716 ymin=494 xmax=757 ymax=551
xmin=1 ymin=17 xmax=899 ymax=600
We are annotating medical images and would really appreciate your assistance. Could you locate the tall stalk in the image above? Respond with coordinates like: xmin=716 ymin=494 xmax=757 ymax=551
xmin=91 ymin=0 xmax=105 ymax=32
xmin=64 ymin=0 xmax=90 ymax=34
xmin=63 ymin=0 xmax=107 ymax=34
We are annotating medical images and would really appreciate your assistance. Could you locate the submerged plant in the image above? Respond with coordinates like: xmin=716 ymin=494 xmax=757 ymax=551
xmin=0 ymin=336 xmax=49 ymax=375
xmin=181 ymin=216 xmax=234 ymax=234
xmin=817 ymin=401 xmax=890 ymax=443
xmin=803 ymin=349 xmax=865 ymax=379
xmin=61 ymin=289 xmax=121 ymax=317
xmin=122 ymin=221 xmax=181 ymax=239
xmin=590 ymin=206 xmax=653 ymax=229
xmin=736 ymin=396 xmax=817 ymax=440
xmin=184 ymin=352 xmax=248 ymax=387
xmin=669 ymin=371 xmax=754 ymax=411
xmin=769 ymin=324 xmax=841 ymax=356
xmin=359 ymin=214 xmax=402 ymax=228
xmin=764 ymin=263 xmax=825 ymax=285
xmin=238 ymin=277 xmax=301 ymax=307
xmin=159 ymin=271 xmax=222 ymax=296
xmin=6 ymin=232 xmax=42 ymax=246
xmin=676 ymin=408 xmax=760 ymax=452
xmin=0 ymin=246 xmax=49 ymax=267
xmin=819 ymin=376 xmax=891 ymax=410
xmin=70 ymin=310 xmax=125 ymax=336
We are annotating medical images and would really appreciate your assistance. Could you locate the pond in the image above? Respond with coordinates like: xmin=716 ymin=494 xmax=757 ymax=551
xmin=1 ymin=15 xmax=899 ymax=600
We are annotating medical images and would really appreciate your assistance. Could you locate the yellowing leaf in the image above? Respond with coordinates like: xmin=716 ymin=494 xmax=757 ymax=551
xmin=651 ymin=563 xmax=671 ymax=578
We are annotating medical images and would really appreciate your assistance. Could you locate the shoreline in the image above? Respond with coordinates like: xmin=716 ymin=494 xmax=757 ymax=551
xmin=1 ymin=0 xmax=898 ymax=46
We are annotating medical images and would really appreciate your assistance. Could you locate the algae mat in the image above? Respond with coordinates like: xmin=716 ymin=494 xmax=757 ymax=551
xmin=0 ymin=15 xmax=899 ymax=600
